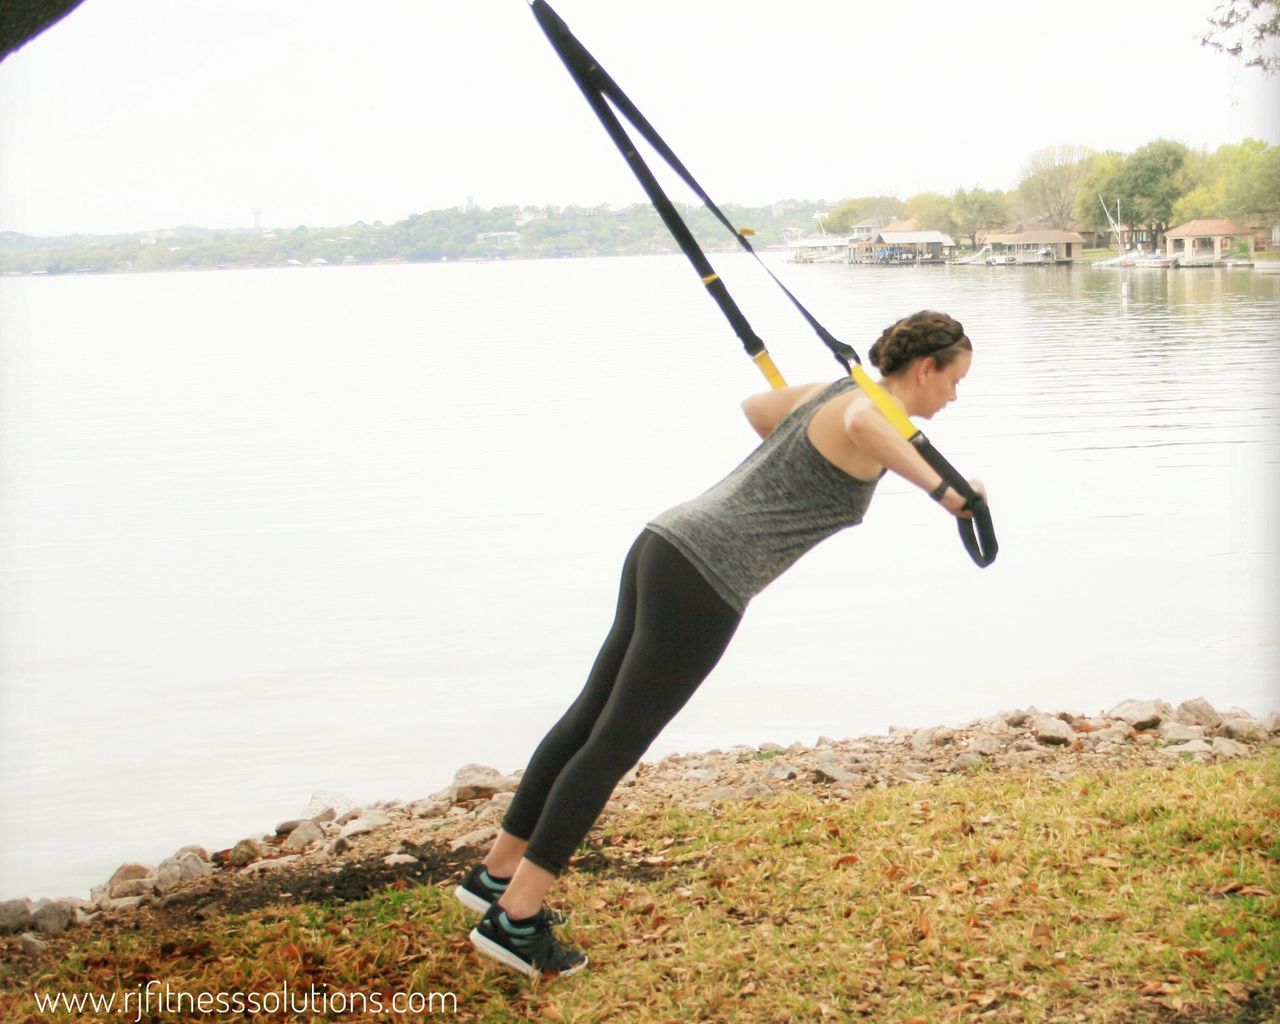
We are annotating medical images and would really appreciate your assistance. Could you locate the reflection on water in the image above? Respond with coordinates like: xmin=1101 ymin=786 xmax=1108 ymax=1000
xmin=1 ymin=258 xmax=1276 ymax=898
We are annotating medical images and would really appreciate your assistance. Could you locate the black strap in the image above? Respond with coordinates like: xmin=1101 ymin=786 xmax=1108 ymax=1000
xmin=913 ymin=437 xmax=999 ymax=568
xmin=530 ymin=0 xmax=857 ymax=373
xmin=530 ymin=0 xmax=996 ymax=569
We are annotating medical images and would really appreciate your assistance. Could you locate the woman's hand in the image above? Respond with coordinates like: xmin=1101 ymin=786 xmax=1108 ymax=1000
xmin=940 ymin=479 xmax=987 ymax=518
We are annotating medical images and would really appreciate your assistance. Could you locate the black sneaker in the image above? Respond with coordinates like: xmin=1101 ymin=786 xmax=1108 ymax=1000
xmin=454 ymin=864 xmax=509 ymax=914
xmin=469 ymin=903 xmax=588 ymax=978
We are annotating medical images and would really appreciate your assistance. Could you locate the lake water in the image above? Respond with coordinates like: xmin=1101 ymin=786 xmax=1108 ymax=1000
xmin=1 ymin=255 xmax=1277 ymax=900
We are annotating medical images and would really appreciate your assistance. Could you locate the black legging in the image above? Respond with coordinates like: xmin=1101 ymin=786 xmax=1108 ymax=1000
xmin=501 ymin=529 xmax=742 ymax=875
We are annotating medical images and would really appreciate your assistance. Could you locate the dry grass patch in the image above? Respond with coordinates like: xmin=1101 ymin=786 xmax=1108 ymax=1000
xmin=4 ymin=750 xmax=1277 ymax=1023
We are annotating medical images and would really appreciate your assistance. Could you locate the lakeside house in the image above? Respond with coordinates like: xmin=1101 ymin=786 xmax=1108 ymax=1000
xmin=1164 ymin=219 xmax=1253 ymax=266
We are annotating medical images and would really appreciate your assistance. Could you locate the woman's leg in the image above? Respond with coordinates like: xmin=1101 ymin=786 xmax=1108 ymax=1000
xmin=492 ymin=531 xmax=650 ymax=858
xmin=504 ymin=532 xmax=741 ymax=901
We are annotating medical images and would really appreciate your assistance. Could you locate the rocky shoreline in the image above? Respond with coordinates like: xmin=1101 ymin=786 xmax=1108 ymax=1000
xmin=3 ymin=696 xmax=1277 ymax=957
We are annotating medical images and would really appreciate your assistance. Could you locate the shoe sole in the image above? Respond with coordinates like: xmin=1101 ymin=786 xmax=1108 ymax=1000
xmin=453 ymin=885 xmax=493 ymax=915
xmin=468 ymin=927 xmax=588 ymax=979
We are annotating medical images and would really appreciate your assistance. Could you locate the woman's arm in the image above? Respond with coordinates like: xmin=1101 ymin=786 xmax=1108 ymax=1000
xmin=845 ymin=394 xmax=983 ymax=517
xmin=741 ymin=382 xmax=827 ymax=439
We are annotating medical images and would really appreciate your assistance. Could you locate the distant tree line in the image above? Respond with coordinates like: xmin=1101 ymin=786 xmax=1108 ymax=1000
xmin=3 ymin=138 xmax=1277 ymax=275
xmin=819 ymin=138 xmax=1279 ymax=249
xmin=0 ymin=201 xmax=831 ymax=275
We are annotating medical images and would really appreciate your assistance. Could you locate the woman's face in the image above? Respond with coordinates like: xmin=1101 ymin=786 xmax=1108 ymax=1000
xmin=917 ymin=349 xmax=971 ymax=419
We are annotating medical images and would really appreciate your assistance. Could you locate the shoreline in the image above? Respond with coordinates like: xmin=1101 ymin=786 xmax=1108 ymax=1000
xmin=2 ymin=695 xmax=1277 ymax=939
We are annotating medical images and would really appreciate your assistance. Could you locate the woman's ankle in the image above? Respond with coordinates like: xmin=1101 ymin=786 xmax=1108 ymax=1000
xmin=496 ymin=894 xmax=542 ymax=921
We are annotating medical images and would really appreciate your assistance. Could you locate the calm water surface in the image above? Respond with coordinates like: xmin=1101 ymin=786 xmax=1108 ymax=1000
xmin=1 ymin=256 xmax=1277 ymax=899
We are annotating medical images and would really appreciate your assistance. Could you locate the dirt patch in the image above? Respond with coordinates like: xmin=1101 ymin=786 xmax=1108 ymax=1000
xmin=96 ymin=840 xmax=480 ymax=926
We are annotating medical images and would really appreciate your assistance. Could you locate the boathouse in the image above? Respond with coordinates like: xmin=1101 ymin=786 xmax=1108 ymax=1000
xmin=1007 ymin=230 xmax=1085 ymax=263
xmin=1165 ymin=219 xmax=1253 ymax=266
xmin=853 ymin=229 xmax=955 ymax=263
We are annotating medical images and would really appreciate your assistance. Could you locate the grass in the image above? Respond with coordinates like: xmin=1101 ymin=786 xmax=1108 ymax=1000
xmin=4 ymin=750 xmax=1277 ymax=1023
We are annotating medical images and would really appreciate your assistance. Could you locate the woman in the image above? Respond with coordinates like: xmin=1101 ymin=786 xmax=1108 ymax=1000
xmin=457 ymin=310 xmax=985 ymax=977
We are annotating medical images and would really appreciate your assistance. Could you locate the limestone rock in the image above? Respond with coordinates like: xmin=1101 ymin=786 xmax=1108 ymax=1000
xmin=1211 ymin=736 xmax=1251 ymax=759
xmin=107 ymin=863 xmax=152 ymax=889
xmin=1107 ymin=699 xmax=1172 ymax=730
xmin=108 ymin=877 xmax=154 ymax=900
xmin=1175 ymin=698 xmax=1222 ymax=729
xmin=408 ymin=794 xmax=452 ymax=819
xmin=101 ymin=895 xmax=147 ymax=912
xmin=1262 ymin=711 xmax=1280 ymax=735
xmin=339 ymin=810 xmax=390 ymax=839
xmin=383 ymin=853 xmax=418 ymax=867
xmin=152 ymin=860 xmax=186 ymax=896
xmin=1033 ymin=715 xmax=1075 ymax=746
xmin=1158 ymin=722 xmax=1205 ymax=744
xmin=178 ymin=852 xmax=213 ymax=878
xmin=911 ymin=727 xmax=941 ymax=752
xmin=228 ymin=839 xmax=266 ymax=868
xmin=20 ymin=932 xmax=49 ymax=956
xmin=1160 ymin=739 xmax=1213 ymax=758
xmin=952 ymin=752 xmax=984 ymax=771
xmin=0 ymin=899 xmax=33 ymax=934
xmin=451 ymin=764 xmax=518 ymax=803
xmin=31 ymin=900 xmax=73 ymax=935
xmin=740 ymin=782 xmax=775 ymax=799
xmin=1219 ymin=717 xmax=1267 ymax=743
xmin=1083 ymin=722 xmax=1132 ymax=748
xmin=764 ymin=761 xmax=799 ymax=782
xmin=471 ymin=795 xmax=513 ymax=823
xmin=1001 ymin=749 xmax=1049 ymax=768
xmin=282 ymin=820 xmax=325 ymax=852
xmin=449 ymin=826 xmax=498 ymax=852
xmin=300 ymin=790 xmax=357 ymax=821
xmin=242 ymin=855 xmax=299 ymax=874
xmin=813 ymin=761 xmax=857 ymax=785
xmin=967 ymin=733 xmax=1005 ymax=757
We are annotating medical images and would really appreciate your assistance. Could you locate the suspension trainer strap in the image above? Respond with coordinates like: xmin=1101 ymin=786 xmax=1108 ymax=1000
xmin=529 ymin=0 xmax=996 ymax=568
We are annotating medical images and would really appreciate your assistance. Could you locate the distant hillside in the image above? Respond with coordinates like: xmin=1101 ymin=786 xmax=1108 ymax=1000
xmin=0 ymin=201 xmax=832 ymax=275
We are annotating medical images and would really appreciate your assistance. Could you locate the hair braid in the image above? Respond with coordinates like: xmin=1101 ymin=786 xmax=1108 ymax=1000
xmin=867 ymin=311 xmax=971 ymax=376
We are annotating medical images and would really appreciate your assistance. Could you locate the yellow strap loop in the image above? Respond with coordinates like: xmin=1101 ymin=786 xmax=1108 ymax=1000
xmin=752 ymin=351 xmax=787 ymax=390
xmin=753 ymin=351 xmax=914 ymax=442
xmin=702 ymin=273 xmax=719 ymax=285
xmin=850 ymin=364 xmax=918 ymax=441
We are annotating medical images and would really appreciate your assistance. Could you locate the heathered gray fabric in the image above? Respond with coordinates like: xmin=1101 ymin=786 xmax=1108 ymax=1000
xmin=647 ymin=377 xmax=878 ymax=614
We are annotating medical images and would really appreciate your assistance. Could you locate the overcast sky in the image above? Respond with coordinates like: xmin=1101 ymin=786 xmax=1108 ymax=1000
xmin=1 ymin=0 xmax=1276 ymax=236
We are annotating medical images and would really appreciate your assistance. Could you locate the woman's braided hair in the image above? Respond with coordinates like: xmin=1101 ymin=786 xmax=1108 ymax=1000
xmin=867 ymin=311 xmax=971 ymax=377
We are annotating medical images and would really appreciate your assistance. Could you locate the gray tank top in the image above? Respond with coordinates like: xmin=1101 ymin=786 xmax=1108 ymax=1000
xmin=647 ymin=377 xmax=878 ymax=614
